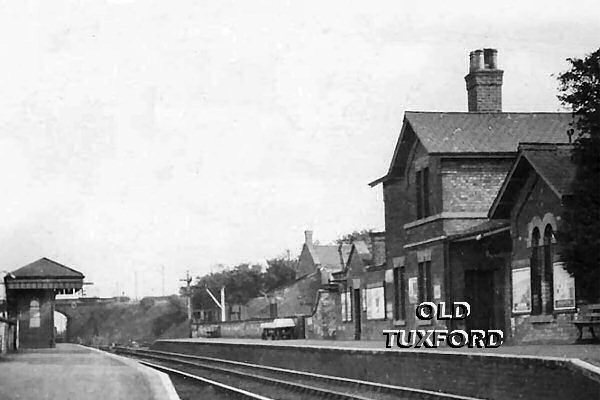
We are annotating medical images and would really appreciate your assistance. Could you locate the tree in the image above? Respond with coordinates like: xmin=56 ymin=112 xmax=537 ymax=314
xmin=557 ymin=48 xmax=600 ymax=302
xmin=262 ymin=256 xmax=297 ymax=293
xmin=335 ymin=229 xmax=374 ymax=246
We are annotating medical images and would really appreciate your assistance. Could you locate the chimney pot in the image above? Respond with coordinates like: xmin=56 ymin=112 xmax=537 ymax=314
xmin=484 ymin=48 xmax=498 ymax=69
xmin=474 ymin=50 xmax=484 ymax=70
xmin=304 ymin=230 xmax=313 ymax=245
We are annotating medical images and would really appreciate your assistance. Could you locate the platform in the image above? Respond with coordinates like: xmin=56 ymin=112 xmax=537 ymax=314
xmin=153 ymin=337 xmax=600 ymax=400
xmin=168 ymin=337 xmax=600 ymax=367
xmin=0 ymin=343 xmax=180 ymax=400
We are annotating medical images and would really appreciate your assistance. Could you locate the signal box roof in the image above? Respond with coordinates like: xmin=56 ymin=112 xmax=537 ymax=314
xmin=5 ymin=258 xmax=84 ymax=290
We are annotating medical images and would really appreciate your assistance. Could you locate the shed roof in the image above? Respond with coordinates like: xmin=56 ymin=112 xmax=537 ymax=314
xmin=10 ymin=258 xmax=84 ymax=279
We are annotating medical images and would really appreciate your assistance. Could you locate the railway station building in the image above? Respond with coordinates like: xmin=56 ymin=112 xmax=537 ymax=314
xmin=367 ymin=48 xmax=580 ymax=343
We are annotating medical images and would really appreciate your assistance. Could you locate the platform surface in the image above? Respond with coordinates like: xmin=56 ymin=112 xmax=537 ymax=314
xmin=0 ymin=343 xmax=180 ymax=400
xmin=168 ymin=337 xmax=600 ymax=367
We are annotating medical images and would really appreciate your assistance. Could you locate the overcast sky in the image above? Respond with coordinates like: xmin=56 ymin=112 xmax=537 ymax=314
xmin=0 ymin=0 xmax=598 ymax=297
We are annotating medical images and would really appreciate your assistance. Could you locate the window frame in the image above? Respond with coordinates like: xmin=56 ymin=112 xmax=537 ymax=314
xmin=530 ymin=228 xmax=542 ymax=315
xmin=341 ymin=289 xmax=353 ymax=322
xmin=29 ymin=298 xmax=41 ymax=328
xmin=417 ymin=261 xmax=432 ymax=303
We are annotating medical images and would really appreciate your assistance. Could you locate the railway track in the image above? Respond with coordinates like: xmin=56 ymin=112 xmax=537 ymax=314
xmin=111 ymin=346 xmax=483 ymax=400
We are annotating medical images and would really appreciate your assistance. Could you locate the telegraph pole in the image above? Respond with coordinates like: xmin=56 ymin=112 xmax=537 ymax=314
xmin=161 ymin=265 xmax=165 ymax=296
xmin=220 ymin=286 xmax=226 ymax=322
xmin=179 ymin=270 xmax=192 ymax=321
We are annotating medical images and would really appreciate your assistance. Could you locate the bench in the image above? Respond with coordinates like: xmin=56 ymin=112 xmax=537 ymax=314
xmin=573 ymin=303 xmax=600 ymax=343
xmin=261 ymin=318 xmax=296 ymax=340
xmin=205 ymin=325 xmax=221 ymax=338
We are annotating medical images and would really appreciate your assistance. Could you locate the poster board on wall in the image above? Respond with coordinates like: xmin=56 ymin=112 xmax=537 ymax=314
xmin=366 ymin=286 xmax=385 ymax=320
xmin=408 ymin=277 xmax=418 ymax=304
xmin=553 ymin=262 xmax=575 ymax=310
xmin=512 ymin=267 xmax=531 ymax=313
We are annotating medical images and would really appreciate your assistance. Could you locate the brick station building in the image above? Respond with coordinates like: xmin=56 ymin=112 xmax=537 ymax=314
xmin=3 ymin=258 xmax=85 ymax=349
xmin=367 ymin=48 xmax=577 ymax=343
xmin=488 ymin=143 xmax=579 ymax=342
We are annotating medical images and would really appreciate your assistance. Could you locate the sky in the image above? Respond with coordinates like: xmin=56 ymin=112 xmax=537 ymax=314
xmin=0 ymin=0 xmax=598 ymax=297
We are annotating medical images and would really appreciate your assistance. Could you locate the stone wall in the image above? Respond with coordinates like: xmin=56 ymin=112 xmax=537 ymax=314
xmin=305 ymin=289 xmax=338 ymax=340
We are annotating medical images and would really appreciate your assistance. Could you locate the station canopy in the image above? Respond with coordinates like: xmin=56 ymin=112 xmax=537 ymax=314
xmin=5 ymin=258 xmax=84 ymax=291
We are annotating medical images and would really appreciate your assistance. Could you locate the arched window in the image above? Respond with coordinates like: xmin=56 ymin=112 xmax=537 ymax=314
xmin=543 ymin=225 xmax=554 ymax=314
xmin=530 ymin=228 xmax=542 ymax=315
xmin=30 ymin=299 xmax=40 ymax=328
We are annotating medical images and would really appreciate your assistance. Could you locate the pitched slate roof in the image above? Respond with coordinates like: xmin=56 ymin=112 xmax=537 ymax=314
xmin=405 ymin=112 xmax=573 ymax=153
xmin=313 ymin=245 xmax=345 ymax=272
xmin=10 ymin=258 xmax=84 ymax=279
xmin=371 ymin=112 xmax=573 ymax=186
xmin=489 ymin=143 xmax=576 ymax=219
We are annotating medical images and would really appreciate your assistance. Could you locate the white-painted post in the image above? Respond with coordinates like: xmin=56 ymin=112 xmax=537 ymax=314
xmin=220 ymin=286 xmax=226 ymax=322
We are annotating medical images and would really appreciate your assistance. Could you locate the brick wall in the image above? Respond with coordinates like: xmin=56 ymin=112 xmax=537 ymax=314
xmin=509 ymin=172 xmax=578 ymax=343
xmin=297 ymin=244 xmax=317 ymax=278
xmin=441 ymin=157 xmax=513 ymax=213
xmin=511 ymin=174 xmax=562 ymax=261
xmin=401 ymin=243 xmax=447 ymax=331
xmin=512 ymin=313 xmax=578 ymax=343
xmin=152 ymin=340 xmax=600 ymax=400
xmin=9 ymin=289 xmax=55 ymax=348
xmin=465 ymin=70 xmax=503 ymax=112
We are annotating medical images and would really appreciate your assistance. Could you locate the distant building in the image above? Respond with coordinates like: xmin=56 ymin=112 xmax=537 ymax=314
xmin=4 ymin=258 xmax=85 ymax=348
xmin=297 ymin=230 xmax=351 ymax=284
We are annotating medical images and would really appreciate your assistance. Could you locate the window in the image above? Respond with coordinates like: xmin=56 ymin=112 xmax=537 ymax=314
xmin=415 ymin=167 xmax=431 ymax=220
xmin=366 ymin=285 xmax=385 ymax=320
xmin=530 ymin=228 xmax=542 ymax=315
xmin=341 ymin=290 xmax=352 ymax=322
xmin=29 ymin=299 xmax=40 ymax=328
xmin=418 ymin=261 xmax=432 ymax=303
xmin=542 ymin=225 xmax=554 ymax=314
xmin=393 ymin=266 xmax=406 ymax=320
xmin=422 ymin=167 xmax=430 ymax=217
xmin=416 ymin=170 xmax=423 ymax=219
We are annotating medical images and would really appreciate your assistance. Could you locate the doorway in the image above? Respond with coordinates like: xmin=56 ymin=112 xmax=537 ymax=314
xmin=464 ymin=270 xmax=495 ymax=331
xmin=54 ymin=311 xmax=68 ymax=343
xmin=353 ymin=288 xmax=361 ymax=340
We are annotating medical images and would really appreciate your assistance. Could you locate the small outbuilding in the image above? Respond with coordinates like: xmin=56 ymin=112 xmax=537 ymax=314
xmin=4 ymin=258 xmax=85 ymax=348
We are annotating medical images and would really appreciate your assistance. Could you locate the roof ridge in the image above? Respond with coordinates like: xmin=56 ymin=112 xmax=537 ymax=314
xmin=40 ymin=257 xmax=84 ymax=276
xmin=404 ymin=111 xmax=571 ymax=115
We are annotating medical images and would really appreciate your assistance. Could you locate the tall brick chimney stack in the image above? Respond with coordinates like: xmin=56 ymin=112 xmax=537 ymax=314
xmin=304 ymin=230 xmax=313 ymax=245
xmin=369 ymin=232 xmax=386 ymax=267
xmin=465 ymin=48 xmax=503 ymax=112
